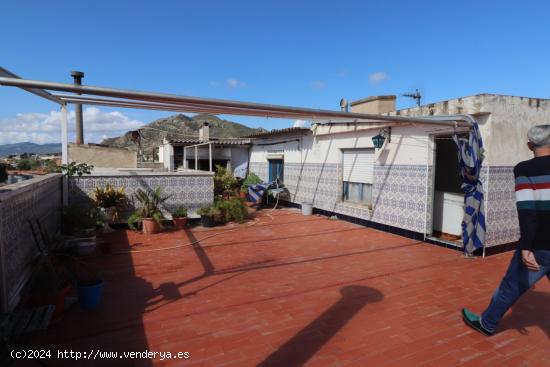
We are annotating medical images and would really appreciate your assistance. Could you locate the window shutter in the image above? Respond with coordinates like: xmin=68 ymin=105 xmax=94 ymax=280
xmin=343 ymin=149 xmax=375 ymax=184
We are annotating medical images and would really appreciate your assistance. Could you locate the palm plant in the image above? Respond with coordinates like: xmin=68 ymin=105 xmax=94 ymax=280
xmin=128 ymin=187 xmax=170 ymax=230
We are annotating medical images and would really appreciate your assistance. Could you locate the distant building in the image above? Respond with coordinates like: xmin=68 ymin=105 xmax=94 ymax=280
xmin=160 ymin=122 xmax=251 ymax=178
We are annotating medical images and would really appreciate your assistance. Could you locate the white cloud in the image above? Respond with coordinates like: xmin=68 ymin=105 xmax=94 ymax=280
xmin=293 ymin=119 xmax=310 ymax=128
xmin=0 ymin=107 xmax=144 ymax=145
xmin=226 ymin=78 xmax=246 ymax=88
xmin=310 ymin=80 xmax=326 ymax=91
xmin=368 ymin=71 xmax=389 ymax=85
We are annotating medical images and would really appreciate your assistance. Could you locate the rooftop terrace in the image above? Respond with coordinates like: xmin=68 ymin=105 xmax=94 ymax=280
xmin=25 ymin=208 xmax=550 ymax=367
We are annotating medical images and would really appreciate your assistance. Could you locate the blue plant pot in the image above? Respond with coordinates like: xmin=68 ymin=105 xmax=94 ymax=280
xmin=77 ymin=279 xmax=104 ymax=310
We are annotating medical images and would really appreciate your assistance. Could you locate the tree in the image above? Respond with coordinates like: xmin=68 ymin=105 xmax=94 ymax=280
xmin=17 ymin=159 xmax=32 ymax=171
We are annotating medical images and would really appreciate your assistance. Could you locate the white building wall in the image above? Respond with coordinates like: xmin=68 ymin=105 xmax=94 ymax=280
xmin=249 ymin=94 xmax=550 ymax=248
xmin=249 ymin=126 xmax=438 ymax=236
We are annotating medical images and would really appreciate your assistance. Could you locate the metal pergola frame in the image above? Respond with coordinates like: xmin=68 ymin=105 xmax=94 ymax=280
xmin=0 ymin=69 xmax=477 ymax=157
xmin=0 ymin=65 xmax=479 ymax=195
xmin=1 ymin=66 xmax=486 ymax=254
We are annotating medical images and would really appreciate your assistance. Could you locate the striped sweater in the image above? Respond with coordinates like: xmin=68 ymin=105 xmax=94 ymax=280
xmin=514 ymin=155 xmax=550 ymax=250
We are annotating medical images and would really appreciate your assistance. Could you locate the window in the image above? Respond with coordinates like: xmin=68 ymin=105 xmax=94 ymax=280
xmin=342 ymin=149 xmax=374 ymax=206
xmin=268 ymin=159 xmax=284 ymax=183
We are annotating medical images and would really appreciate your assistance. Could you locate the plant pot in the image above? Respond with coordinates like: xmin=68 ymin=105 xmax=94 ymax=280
xmin=142 ymin=218 xmax=160 ymax=234
xmin=173 ymin=217 xmax=188 ymax=230
xmin=239 ymin=191 xmax=247 ymax=199
xmin=201 ymin=215 xmax=215 ymax=227
xmin=77 ymin=279 xmax=104 ymax=310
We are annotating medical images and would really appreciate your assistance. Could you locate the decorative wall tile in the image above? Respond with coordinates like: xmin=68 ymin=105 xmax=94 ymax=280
xmin=249 ymin=162 xmax=268 ymax=182
xmin=69 ymin=174 xmax=214 ymax=218
xmin=371 ymin=165 xmax=431 ymax=233
xmin=265 ymin=162 xmax=431 ymax=234
xmin=0 ymin=175 xmax=62 ymax=312
xmin=484 ymin=166 xmax=519 ymax=247
xmin=252 ymin=159 xmax=519 ymax=248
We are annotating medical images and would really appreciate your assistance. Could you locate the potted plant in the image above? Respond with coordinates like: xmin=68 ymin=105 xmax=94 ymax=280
xmin=214 ymin=165 xmax=239 ymax=198
xmin=127 ymin=187 xmax=170 ymax=234
xmin=75 ymin=265 xmax=103 ymax=310
xmin=25 ymin=256 xmax=72 ymax=321
xmin=214 ymin=197 xmax=248 ymax=224
xmin=197 ymin=206 xmax=220 ymax=227
xmin=239 ymin=187 xmax=248 ymax=200
xmin=24 ymin=229 xmax=73 ymax=321
xmin=92 ymin=184 xmax=127 ymax=229
xmin=172 ymin=206 xmax=188 ymax=230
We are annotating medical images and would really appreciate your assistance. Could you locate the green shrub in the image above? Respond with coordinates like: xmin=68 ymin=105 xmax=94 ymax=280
xmin=127 ymin=187 xmax=170 ymax=230
xmin=173 ymin=206 xmax=188 ymax=218
xmin=214 ymin=197 xmax=248 ymax=223
xmin=241 ymin=172 xmax=262 ymax=189
xmin=214 ymin=165 xmax=238 ymax=196
xmin=197 ymin=206 xmax=221 ymax=218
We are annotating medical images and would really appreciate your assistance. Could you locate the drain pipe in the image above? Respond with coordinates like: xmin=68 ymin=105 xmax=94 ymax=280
xmin=71 ymin=71 xmax=85 ymax=144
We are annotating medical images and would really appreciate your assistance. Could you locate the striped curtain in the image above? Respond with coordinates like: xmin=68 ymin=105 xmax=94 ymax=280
xmin=453 ymin=123 xmax=486 ymax=254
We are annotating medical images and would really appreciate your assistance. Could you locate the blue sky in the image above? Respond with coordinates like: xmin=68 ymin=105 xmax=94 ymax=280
xmin=1 ymin=0 xmax=550 ymax=144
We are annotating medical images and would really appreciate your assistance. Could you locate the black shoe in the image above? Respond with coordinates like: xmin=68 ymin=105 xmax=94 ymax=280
xmin=462 ymin=308 xmax=494 ymax=336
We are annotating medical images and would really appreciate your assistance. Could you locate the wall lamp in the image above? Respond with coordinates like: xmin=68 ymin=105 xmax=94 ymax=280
xmin=372 ymin=127 xmax=391 ymax=149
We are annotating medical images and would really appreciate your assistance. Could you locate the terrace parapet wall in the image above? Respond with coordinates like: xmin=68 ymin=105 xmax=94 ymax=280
xmin=0 ymin=173 xmax=63 ymax=312
xmin=69 ymin=170 xmax=214 ymax=219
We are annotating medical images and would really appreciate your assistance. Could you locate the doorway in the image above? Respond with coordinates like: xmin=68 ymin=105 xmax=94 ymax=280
xmin=268 ymin=159 xmax=284 ymax=183
xmin=431 ymin=136 xmax=464 ymax=244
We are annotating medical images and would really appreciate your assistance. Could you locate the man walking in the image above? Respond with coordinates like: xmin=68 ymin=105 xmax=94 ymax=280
xmin=462 ymin=124 xmax=550 ymax=336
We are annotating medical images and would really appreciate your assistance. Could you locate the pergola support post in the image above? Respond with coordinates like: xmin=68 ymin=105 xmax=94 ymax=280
xmin=183 ymin=146 xmax=187 ymax=169
xmin=61 ymin=104 xmax=69 ymax=206
xmin=209 ymin=143 xmax=213 ymax=172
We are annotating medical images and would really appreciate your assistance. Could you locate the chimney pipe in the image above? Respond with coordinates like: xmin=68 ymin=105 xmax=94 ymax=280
xmin=199 ymin=122 xmax=210 ymax=142
xmin=71 ymin=71 xmax=85 ymax=145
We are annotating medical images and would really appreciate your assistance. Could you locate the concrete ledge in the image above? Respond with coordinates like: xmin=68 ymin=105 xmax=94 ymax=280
xmin=87 ymin=169 xmax=214 ymax=177
xmin=0 ymin=173 xmax=62 ymax=200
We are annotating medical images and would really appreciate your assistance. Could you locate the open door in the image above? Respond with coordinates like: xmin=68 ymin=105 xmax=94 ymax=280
xmin=431 ymin=136 xmax=465 ymax=245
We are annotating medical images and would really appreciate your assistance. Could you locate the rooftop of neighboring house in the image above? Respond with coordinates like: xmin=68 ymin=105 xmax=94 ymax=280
xmin=241 ymin=127 xmax=311 ymax=139
xmin=167 ymin=137 xmax=252 ymax=146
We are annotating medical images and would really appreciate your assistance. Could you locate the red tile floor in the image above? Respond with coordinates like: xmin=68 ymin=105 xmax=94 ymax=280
xmin=25 ymin=208 xmax=550 ymax=366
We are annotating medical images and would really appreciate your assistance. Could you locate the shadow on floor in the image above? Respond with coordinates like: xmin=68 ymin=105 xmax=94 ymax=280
xmin=257 ymin=285 xmax=384 ymax=367
xmin=500 ymin=289 xmax=550 ymax=338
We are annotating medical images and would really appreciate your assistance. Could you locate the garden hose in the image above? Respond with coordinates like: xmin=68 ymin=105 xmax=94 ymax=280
xmin=111 ymin=211 xmax=275 ymax=255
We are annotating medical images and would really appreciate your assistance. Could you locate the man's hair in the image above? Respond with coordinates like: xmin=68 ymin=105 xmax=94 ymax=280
xmin=527 ymin=124 xmax=550 ymax=147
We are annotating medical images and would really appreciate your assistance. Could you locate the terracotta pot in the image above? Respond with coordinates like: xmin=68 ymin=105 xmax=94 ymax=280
xmin=142 ymin=218 xmax=160 ymax=234
xmin=173 ymin=217 xmax=187 ymax=230
xmin=201 ymin=215 xmax=215 ymax=227
xmin=239 ymin=191 xmax=247 ymax=199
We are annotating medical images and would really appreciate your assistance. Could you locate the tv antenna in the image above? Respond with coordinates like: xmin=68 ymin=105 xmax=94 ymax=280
xmin=402 ymin=89 xmax=422 ymax=107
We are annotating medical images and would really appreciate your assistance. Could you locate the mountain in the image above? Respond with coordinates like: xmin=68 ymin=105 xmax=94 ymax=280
xmin=100 ymin=114 xmax=266 ymax=153
xmin=0 ymin=142 xmax=61 ymax=156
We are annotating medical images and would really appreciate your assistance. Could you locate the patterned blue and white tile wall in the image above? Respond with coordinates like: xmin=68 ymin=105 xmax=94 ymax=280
xmin=69 ymin=174 xmax=214 ymax=218
xmin=483 ymin=166 xmax=519 ymax=247
xmin=251 ymin=159 xmax=520 ymax=247
xmin=0 ymin=174 xmax=62 ymax=312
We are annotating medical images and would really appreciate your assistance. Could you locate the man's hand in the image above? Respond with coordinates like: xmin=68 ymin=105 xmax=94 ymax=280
xmin=521 ymin=250 xmax=540 ymax=272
